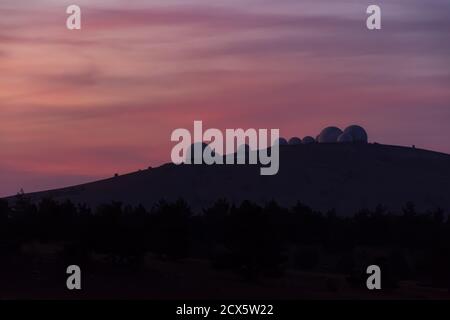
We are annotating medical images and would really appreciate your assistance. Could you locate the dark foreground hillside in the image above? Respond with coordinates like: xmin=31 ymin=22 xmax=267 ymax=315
xmin=1 ymin=197 xmax=450 ymax=299
xmin=8 ymin=143 xmax=450 ymax=214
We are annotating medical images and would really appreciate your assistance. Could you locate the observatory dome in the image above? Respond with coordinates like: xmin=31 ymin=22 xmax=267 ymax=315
xmin=236 ymin=144 xmax=254 ymax=163
xmin=343 ymin=125 xmax=368 ymax=143
xmin=288 ymin=137 xmax=302 ymax=145
xmin=237 ymin=144 xmax=251 ymax=154
xmin=337 ymin=132 xmax=353 ymax=143
xmin=318 ymin=127 xmax=343 ymax=143
xmin=186 ymin=142 xmax=209 ymax=163
xmin=302 ymin=136 xmax=315 ymax=144
xmin=275 ymin=137 xmax=288 ymax=145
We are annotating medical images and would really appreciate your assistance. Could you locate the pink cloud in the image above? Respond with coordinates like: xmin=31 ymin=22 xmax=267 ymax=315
xmin=0 ymin=0 xmax=449 ymax=196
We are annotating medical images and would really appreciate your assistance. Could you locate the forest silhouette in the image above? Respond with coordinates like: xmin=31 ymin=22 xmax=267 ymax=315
xmin=1 ymin=194 xmax=450 ymax=298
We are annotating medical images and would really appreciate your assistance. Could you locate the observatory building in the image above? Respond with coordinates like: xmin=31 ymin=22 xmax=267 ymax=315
xmin=317 ymin=126 xmax=343 ymax=143
xmin=185 ymin=125 xmax=368 ymax=163
xmin=314 ymin=125 xmax=368 ymax=144
xmin=288 ymin=137 xmax=302 ymax=145
xmin=302 ymin=136 xmax=316 ymax=144
xmin=275 ymin=137 xmax=288 ymax=145
xmin=343 ymin=125 xmax=368 ymax=143
xmin=186 ymin=142 xmax=210 ymax=163
xmin=337 ymin=132 xmax=353 ymax=143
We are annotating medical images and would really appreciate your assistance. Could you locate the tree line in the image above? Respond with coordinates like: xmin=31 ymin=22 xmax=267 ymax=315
xmin=0 ymin=194 xmax=449 ymax=289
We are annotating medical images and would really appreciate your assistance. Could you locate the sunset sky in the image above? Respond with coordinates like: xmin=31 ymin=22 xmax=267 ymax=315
xmin=1 ymin=0 xmax=449 ymax=196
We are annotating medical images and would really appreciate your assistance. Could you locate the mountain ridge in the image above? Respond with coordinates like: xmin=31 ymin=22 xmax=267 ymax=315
xmin=4 ymin=143 xmax=450 ymax=215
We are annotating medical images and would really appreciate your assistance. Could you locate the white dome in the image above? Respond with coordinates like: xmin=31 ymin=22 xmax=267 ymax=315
xmin=343 ymin=125 xmax=368 ymax=143
xmin=337 ymin=132 xmax=353 ymax=143
xmin=318 ymin=127 xmax=343 ymax=143
xmin=288 ymin=137 xmax=302 ymax=145
xmin=302 ymin=136 xmax=316 ymax=144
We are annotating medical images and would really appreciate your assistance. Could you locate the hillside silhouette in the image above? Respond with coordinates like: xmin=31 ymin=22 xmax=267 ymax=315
xmin=8 ymin=143 xmax=450 ymax=214
xmin=2 ymin=143 xmax=450 ymax=298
